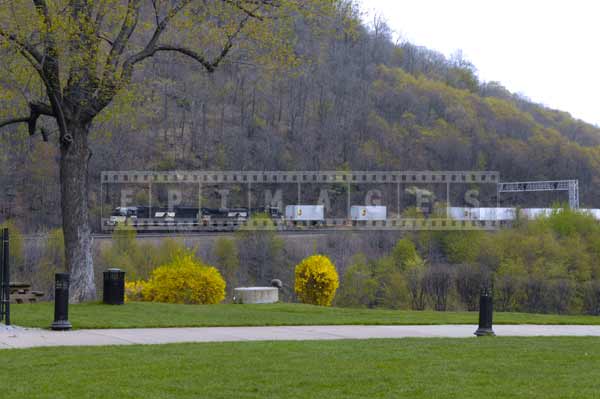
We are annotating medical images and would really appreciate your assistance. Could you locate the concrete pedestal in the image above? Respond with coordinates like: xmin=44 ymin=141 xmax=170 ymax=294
xmin=233 ymin=287 xmax=279 ymax=304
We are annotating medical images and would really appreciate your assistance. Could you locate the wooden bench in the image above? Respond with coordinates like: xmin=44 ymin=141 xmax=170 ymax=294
xmin=9 ymin=282 xmax=45 ymax=304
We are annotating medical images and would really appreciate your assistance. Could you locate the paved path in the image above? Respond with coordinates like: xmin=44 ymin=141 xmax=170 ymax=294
xmin=2 ymin=325 xmax=600 ymax=349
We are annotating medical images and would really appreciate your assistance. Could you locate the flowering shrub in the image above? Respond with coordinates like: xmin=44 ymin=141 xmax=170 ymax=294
xmin=140 ymin=254 xmax=226 ymax=304
xmin=294 ymin=255 xmax=339 ymax=306
xmin=124 ymin=280 xmax=146 ymax=302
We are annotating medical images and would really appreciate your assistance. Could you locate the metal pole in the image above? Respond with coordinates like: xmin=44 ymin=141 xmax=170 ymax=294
xmin=148 ymin=181 xmax=152 ymax=216
xmin=347 ymin=181 xmax=351 ymax=220
xmin=247 ymin=181 xmax=252 ymax=218
xmin=397 ymin=182 xmax=401 ymax=220
xmin=446 ymin=182 xmax=450 ymax=219
xmin=198 ymin=181 xmax=202 ymax=228
xmin=1 ymin=228 xmax=10 ymax=325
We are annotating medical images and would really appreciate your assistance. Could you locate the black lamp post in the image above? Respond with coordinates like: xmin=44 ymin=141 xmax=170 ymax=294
xmin=51 ymin=273 xmax=72 ymax=331
xmin=1 ymin=228 xmax=9 ymax=325
xmin=474 ymin=285 xmax=495 ymax=337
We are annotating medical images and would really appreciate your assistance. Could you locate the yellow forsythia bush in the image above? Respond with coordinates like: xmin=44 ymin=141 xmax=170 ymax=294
xmin=124 ymin=280 xmax=146 ymax=303
xmin=141 ymin=254 xmax=226 ymax=304
xmin=294 ymin=254 xmax=339 ymax=306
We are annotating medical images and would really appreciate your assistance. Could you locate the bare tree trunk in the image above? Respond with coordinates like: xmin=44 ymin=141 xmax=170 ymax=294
xmin=60 ymin=121 xmax=96 ymax=302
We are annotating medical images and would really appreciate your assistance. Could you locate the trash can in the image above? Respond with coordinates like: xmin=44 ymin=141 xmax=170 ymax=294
xmin=103 ymin=268 xmax=125 ymax=305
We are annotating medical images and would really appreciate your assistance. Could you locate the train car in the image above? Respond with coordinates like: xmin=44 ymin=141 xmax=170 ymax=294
xmin=582 ymin=209 xmax=600 ymax=219
xmin=446 ymin=207 xmax=516 ymax=221
xmin=201 ymin=207 xmax=248 ymax=221
xmin=519 ymin=208 xmax=554 ymax=219
xmin=350 ymin=206 xmax=387 ymax=221
xmin=285 ymin=205 xmax=324 ymax=221
xmin=446 ymin=207 xmax=471 ymax=220
xmin=105 ymin=203 xmax=600 ymax=232
xmin=469 ymin=207 xmax=516 ymax=221
xmin=108 ymin=206 xmax=153 ymax=225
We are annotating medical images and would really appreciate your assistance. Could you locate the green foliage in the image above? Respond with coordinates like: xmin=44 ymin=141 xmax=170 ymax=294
xmin=404 ymin=256 xmax=427 ymax=310
xmin=36 ymin=228 xmax=65 ymax=294
xmin=236 ymin=214 xmax=285 ymax=285
xmin=111 ymin=225 xmax=138 ymax=255
xmin=336 ymin=254 xmax=378 ymax=308
xmin=99 ymin=226 xmax=195 ymax=281
xmin=454 ymin=264 xmax=484 ymax=311
xmin=391 ymin=238 xmax=420 ymax=270
xmin=440 ymin=231 xmax=483 ymax=264
xmin=213 ymin=238 xmax=240 ymax=295
xmin=337 ymin=241 xmax=425 ymax=310
xmin=495 ymin=259 xmax=526 ymax=312
xmin=333 ymin=209 xmax=600 ymax=314
xmin=545 ymin=207 xmax=600 ymax=238
xmin=433 ymin=210 xmax=600 ymax=313
xmin=99 ymin=226 xmax=142 ymax=279
xmin=381 ymin=271 xmax=409 ymax=309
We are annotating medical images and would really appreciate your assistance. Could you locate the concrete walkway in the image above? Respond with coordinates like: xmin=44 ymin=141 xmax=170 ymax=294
xmin=2 ymin=324 xmax=600 ymax=349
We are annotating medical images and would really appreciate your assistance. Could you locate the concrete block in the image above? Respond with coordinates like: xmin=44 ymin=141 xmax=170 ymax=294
xmin=233 ymin=287 xmax=279 ymax=304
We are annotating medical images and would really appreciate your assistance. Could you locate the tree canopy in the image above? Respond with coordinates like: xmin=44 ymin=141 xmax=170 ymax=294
xmin=0 ymin=0 xmax=347 ymax=301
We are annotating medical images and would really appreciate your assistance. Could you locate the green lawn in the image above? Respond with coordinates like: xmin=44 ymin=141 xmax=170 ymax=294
xmin=1 ymin=337 xmax=599 ymax=398
xmin=10 ymin=302 xmax=600 ymax=329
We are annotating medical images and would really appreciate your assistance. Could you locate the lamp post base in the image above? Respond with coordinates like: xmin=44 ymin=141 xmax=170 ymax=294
xmin=51 ymin=320 xmax=72 ymax=331
xmin=474 ymin=327 xmax=495 ymax=337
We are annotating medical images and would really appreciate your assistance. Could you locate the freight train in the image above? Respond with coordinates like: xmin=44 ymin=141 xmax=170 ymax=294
xmin=104 ymin=205 xmax=600 ymax=231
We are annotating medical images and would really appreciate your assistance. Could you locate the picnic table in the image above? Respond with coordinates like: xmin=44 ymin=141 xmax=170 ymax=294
xmin=9 ymin=282 xmax=44 ymax=304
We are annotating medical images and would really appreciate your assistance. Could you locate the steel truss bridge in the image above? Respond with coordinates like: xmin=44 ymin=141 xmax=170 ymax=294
xmin=498 ymin=180 xmax=579 ymax=209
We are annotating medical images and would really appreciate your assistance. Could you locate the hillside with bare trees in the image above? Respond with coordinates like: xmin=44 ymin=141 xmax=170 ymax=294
xmin=2 ymin=8 xmax=600 ymax=232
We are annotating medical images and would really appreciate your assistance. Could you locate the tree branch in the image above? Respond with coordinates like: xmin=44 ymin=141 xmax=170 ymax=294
xmin=151 ymin=0 xmax=161 ymax=26
xmin=0 ymin=26 xmax=67 ymax=139
xmin=97 ymin=33 xmax=114 ymax=46
xmin=0 ymin=116 xmax=30 ymax=130
xmin=32 ymin=0 xmax=61 ymax=92
xmin=0 ymin=101 xmax=55 ymax=141
xmin=97 ymin=0 xmax=269 ymax=111
xmin=102 ymin=0 xmax=142 ymax=76
xmin=222 ymin=0 xmax=280 ymax=20
xmin=125 ymin=2 xmax=252 ymax=73
xmin=0 ymin=27 xmax=44 ymax=65
xmin=153 ymin=45 xmax=215 ymax=71
xmin=31 ymin=0 xmax=67 ymax=142
xmin=145 ymin=0 xmax=194 ymax=50
xmin=97 ymin=0 xmax=193 ymax=107
xmin=121 ymin=13 xmax=248 ymax=80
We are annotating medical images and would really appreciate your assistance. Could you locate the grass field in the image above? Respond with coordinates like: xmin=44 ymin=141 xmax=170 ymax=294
xmin=1 ymin=337 xmax=599 ymax=398
xmin=10 ymin=302 xmax=600 ymax=329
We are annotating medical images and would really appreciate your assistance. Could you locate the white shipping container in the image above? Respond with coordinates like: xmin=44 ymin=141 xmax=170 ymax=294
xmin=350 ymin=206 xmax=387 ymax=221
xmin=583 ymin=209 xmax=600 ymax=220
xmin=469 ymin=207 xmax=516 ymax=221
xmin=285 ymin=205 xmax=324 ymax=221
xmin=447 ymin=207 xmax=470 ymax=220
xmin=446 ymin=207 xmax=517 ymax=221
xmin=520 ymin=208 xmax=554 ymax=219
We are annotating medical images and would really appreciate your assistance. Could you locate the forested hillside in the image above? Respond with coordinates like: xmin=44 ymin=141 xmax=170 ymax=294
xmin=2 ymin=7 xmax=600 ymax=231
